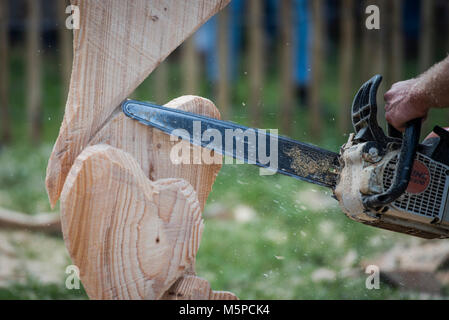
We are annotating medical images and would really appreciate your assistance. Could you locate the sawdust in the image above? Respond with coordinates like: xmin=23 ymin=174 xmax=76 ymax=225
xmin=286 ymin=146 xmax=337 ymax=184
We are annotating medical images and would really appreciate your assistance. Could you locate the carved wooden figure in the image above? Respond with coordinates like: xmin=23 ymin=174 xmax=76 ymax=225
xmin=47 ymin=0 xmax=236 ymax=300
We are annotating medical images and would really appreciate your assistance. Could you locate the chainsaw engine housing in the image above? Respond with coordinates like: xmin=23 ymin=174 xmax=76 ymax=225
xmin=334 ymin=75 xmax=449 ymax=239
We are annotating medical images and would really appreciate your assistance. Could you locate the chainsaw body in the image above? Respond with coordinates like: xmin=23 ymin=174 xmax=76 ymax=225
xmin=335 ymin=75 xmax=449 ymax=239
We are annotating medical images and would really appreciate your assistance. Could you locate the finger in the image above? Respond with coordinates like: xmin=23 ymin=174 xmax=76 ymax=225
xmin=385 ymin=111 xmax=405 ymax=132
xmin=384 ymin=90 xmax=393 ymax=102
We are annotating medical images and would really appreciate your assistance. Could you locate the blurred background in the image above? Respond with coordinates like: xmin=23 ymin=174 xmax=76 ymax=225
xmin=1 ymin=0 xmax=449 ymax=299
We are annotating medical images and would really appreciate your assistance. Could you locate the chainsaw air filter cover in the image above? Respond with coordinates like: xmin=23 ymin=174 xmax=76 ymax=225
xmin=383 ymin=153 xmax=449 ymax=224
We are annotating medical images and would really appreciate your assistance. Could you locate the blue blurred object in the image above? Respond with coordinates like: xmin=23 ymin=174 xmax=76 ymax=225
xmin=292 ymin=0 xmax=311 ymax=87
xmin=194 ymin=0 xmax=244 ymax=83
xmin=195 ymin=0 xmax=310 ymax=88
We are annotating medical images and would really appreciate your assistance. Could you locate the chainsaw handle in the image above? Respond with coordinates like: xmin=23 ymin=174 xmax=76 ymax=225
xmin=363 ymin=118 xmax=422 ymax=209
xmin=387 ymin=123 xmax=403 ymax=139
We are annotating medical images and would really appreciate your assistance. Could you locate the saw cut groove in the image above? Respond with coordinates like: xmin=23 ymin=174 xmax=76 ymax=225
xmin=88 ymin=96 xmax=223 ymax=211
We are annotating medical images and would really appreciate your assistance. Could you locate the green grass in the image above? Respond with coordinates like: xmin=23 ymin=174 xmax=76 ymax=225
xmin=197 ymin=163 xmax=416 ymax=299
xmin=0 ymin=277 xmax=88 ymax=300
xmin=0 ymin=144 xmax=54 ymax=214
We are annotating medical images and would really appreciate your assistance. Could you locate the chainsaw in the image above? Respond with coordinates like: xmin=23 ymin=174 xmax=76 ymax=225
xmin=122 ymin=75 xmax=449 ymax=239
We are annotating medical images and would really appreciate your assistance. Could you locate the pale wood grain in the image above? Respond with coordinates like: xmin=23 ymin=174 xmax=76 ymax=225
xmin=61 ymin=145 xmax=204 ymax=299
xmin=87 ymin=95 xmax=222 ymax=211
xmin=46 ymin=0 xmax=230 ymax=207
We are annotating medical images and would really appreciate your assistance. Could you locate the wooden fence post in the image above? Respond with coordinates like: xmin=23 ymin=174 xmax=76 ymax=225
xmin=155 ymin=61 xmax=169 ymax=104
xmin=57 ymin=0 xmax=73 ymax=100
xmin=361 ymin=0 xmax=386 ymax=128
xmin=419 ymin=0 xmax=434 ymax=132
xmin=217 ymin=6 xmax=230 ymax=118
xmin=182 ymin=37 xmax=199 ymax=95
xmin=279 ymin=0 xmax=294 ymax=135
xmin=390 ymin=0 xmax=403 ymax=84
xmin=419 ymin=0 xmax=434 ymax=73
xmin=26 ymin=0 xmax=42 ymax=144
xmin=361 ymin=0 xmax=379 ymax=81
xmin=0 ymin=0 xmax=10 ymax=144
xmin=310 ymin=0 xmax=324 ymax=140
xmin=338 ymin=0 xmax=354 ymax=135
xmin=248 ymin=0 xmax=264 ymax=127
xmin=378 ymin=0 xmax=388 ymax=129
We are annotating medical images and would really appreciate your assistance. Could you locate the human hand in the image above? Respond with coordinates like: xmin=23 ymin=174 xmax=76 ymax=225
xmin=384 ymin=79 xmax=431 ymax=131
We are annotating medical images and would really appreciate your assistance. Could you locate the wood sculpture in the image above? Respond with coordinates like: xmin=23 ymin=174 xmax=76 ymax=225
xmin=46 ymin=0 xmax=229 ymax=206
xmin=46 ymin=0 xmax=237 ymax=299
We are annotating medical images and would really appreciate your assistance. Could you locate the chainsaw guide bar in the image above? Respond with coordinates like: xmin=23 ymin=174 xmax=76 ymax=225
xmin=122 ymin=100 xmax=340 ymax=189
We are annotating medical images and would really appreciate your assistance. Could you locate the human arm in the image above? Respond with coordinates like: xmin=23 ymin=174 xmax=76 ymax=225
xmin=384 ymin=56 xmax=449 ymax=131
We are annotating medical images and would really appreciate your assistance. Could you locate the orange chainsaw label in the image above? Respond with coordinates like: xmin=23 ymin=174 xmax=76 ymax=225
xmin=406 ymin=160 xmax=430 ymax=194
